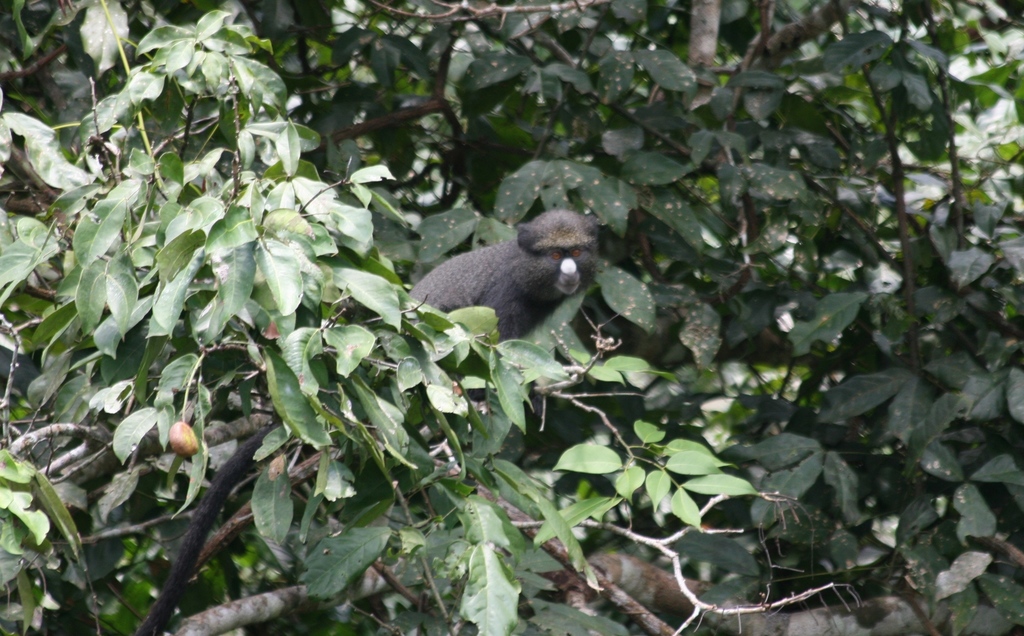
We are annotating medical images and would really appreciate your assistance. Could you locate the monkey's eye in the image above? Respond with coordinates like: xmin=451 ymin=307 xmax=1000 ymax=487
xmin=551 ymin=252 xmax=562 ymax=260
xmin=570 ymin=248 xmax=582 ymax=258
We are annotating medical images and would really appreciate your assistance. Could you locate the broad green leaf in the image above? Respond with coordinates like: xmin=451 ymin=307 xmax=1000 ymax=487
xmin=971 ymin=454 xmax=1024 ymax=486
xmin=615 ymin=466 xmax=646 ymax=499
xmin=464 ymin=53 xmax=531 ymax=90
xmin=213 ymin=243 xmax=256 ymax=318
xmin=112 ymin=408 xmax=159 ymax=463
xmin=888 ymin=377 xmax=935 ymax=443
xmin=727 ymin=433 xmax=821 ymax=471
xmin=921 ymin=441 xmax=964 ymax=482
xmin=150 ymin=251 xmax=203 ymax=336
xmin=645 ymin=470 xmax=671 ymax=507
xmin=665 ymin=451 xmax=721 ymax=476
xmin=265 ymin=350 xmax=331 ymax=446
xmin=953 ymin=483 xmax=995 ymax=542
xmin=349 ymin=375 xmax=413 ymax=466
xmin=256 ymin=239 xmax=303 ymax=316
xmin=823 ymin=452 xmax=861 ymax=523
xmin=323 ymin=325 xmax=376 ymax=377
xmin=621 ymin=152 xmax=688 ymax=186
xmin=80 ymin=1 xmax=127 ymax=75
xmin=495 ymin=161 xmax=545 ymax=222
xmin=32 ymin=470 xmax=82 ymax=559
xmin=349 ymin=165 xmax=394 ymax=184
xmin=678 ymin=532 xmax=760 ymax=575
xmin=302 ymin=528 xmax=391 ymax=598
xmin=417 ymin=208 xmax=479 ymax=262
xmin=496 ymin=340 xmax=569 ymax=381
xmin=554 ymin=444 xmax=623 ymax=474
xmin=597 ymin=51 xmax=634 ymax=103
xmin=823 ymin=30 xmax=893 ymax=71
xmin=2 ymin=113 xmax=92 ymax=189
xmin=678 ymin=302 xmax=721 ymax=369
xmin=491 ymin=355 xmax=527 ymax=432
xmin=819 ymin=368 xmax=913 ymax=423
xmin=977 ymin=575 xmax=1024 ymax=625
xmin=633 ymin=420 xmax=665 ymax=444
xmin=683 ymin=474 xmax=757 ymax=496
xmin=105 ymin=255 xmax=139 ymax=338
xmin=744 ymin=164 xmax=807 ymax=200
xmin=671 ymin=487 xmax=701 ymax=526
xmin=253 ymin=460 xmax=293 ymax=543
xmin=334 ymin=268 xmax=401 ymax=328
xmin=596 ymin=266 xmax=656 ymax=332
xmin=788 ymin=292 xmax=869 ymax=355
xmin=634 ymin=50 xmax=696 ymax=93
xmin=460 ymin=544 xmax=521 ymax=636
xmin=947 ymin=248 xmax=994 ymax=287
xmin=76 ymin=260 xmax=108 ymax=333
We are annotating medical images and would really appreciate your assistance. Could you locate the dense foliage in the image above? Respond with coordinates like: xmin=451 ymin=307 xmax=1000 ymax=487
xmin=4 ymin=0 xmax=1024 ymax=634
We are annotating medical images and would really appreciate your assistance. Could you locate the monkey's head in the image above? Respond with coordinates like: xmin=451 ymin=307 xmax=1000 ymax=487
xmin=516 ymin=209 xmax=599 ymax=301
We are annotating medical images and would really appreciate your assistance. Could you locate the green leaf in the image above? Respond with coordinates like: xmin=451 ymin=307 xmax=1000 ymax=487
xmin=597 ymin=51 xmax=634 ymax=103
xmin=645 ymin=470 xmax=671 ymax=507
xmin=335 ymin=268 xmax=401 ymax=328
xmin=464 ymin=53 xmax=531 ymax=90
xmin=349 ymin=165 xmax=394 ymax=184
xmin=253 ymin=460 xmax=293 ymax=543
xmin=744 ymin=164 xmax=807 ymax=200
xmin=105 ymin=256 xmax=139 ymax=338
xmin=728 ymin=433 xmax=821 ymax=471
xmin=112 ymin=408 xmax=159 ymax=463
xmin=971 ymin=454 xmax=1024 ymax=486
xmin=302 ymin=528 xmax=391 ymax=599
xmin=921 ymin=441 xmax=964 ymax=482
xmin=76 ymin=260 xmax=108 ymax=333
xmin=670 ymin=487 xmax=701 ymax=526
xmin=683 ymin=474 xmax=757 ymax=496
xmin=32 ymin=469 xmax=82 ymax=560
xmin=678 ymin=302 xmax=721 ymax=369
xmin=417 ymin=208 xmax=479 ymax=262
xmin=822 ymin=30 xmax=893 ymax=71
xmin=634 ymin=50 xmax=695 ymax=93
xmin=554 ymin=444 xmax=623 ymax=474
xmin=633 ymin=420 xmax=665 ymax=444
xmin=888 ymin=377 xmax=936 ymax=443
xmin=823 ymin=451 xmax=861 ymax=523
xmin=621 ymin=152 xmax=688 ymax=185
xmin=491 ymin=355 xmax=527 ymax=432
xmin=2 ymin=113 xmax=92 ymax=189
xmin=953 ymin=483 xmax=996 ymax=542
xmin=978 ymin=574 xmax=1024 ymax=625
xmin=265 ymin=350 xmax=331 ymax=447
xmin=496 ymin=340 xmax=569 ymax=381
xmin=213 ymin=243 xmax=256 ymax=318
xmin=256 ymin=239 xmax=304 ymax=316
xmin=595 ymin=266 xmax=656 ymax=332
xmin=349 ymin=376 xmax=413 ymax=467
xmin=947 ymin=248 xmax=994 ymax=287
xmin=460 ymin=544 xmax=522 ymax=636
xmin=494 ymin=161 xmax=545 ymax=223
xmin=665 ymin=451 xmax=722 ymax=476
xmin=788 ymin=292 xmax=869 ymax=355
xmin=819 ymin=368 xmax=913 ymax=423
xmin=323 ymin=325 xmax=376 ymax=377
xmin=150 ymin=250 xmax=204 ymax=336
xmin=615 ymin=466 xmax=646 ymax=499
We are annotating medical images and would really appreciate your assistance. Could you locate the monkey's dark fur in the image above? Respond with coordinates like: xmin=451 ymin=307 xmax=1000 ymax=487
xmin=134 ymin=425 xmax=275 ymax=636
xmin=411 ymin=209 xmax=599 ymax=340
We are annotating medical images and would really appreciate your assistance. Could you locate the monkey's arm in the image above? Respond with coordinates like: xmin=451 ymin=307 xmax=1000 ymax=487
xmin=134 ymin=425 xmax=276 ymax=636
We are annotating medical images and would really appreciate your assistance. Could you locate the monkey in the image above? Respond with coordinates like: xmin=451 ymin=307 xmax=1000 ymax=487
xmin=134 ymin=424 xmax=275 ymax=636
xmin=411 ymin=209 xmax=600 ymax=341
xmin=135 ymin=210 xmax=598 ymax=634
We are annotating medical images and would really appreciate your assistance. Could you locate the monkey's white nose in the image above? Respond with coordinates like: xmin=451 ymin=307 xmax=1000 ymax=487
xmin=556 ymin=258 xmax=581 ymax=294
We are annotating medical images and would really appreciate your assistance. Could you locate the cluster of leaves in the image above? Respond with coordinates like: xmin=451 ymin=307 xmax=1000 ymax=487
xmin=5 ymin=0 xmax=1024 ymax=634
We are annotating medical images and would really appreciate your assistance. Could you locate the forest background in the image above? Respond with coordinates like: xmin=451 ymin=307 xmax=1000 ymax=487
xmin=3 ymin=0 xmax=1024 ymax=634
